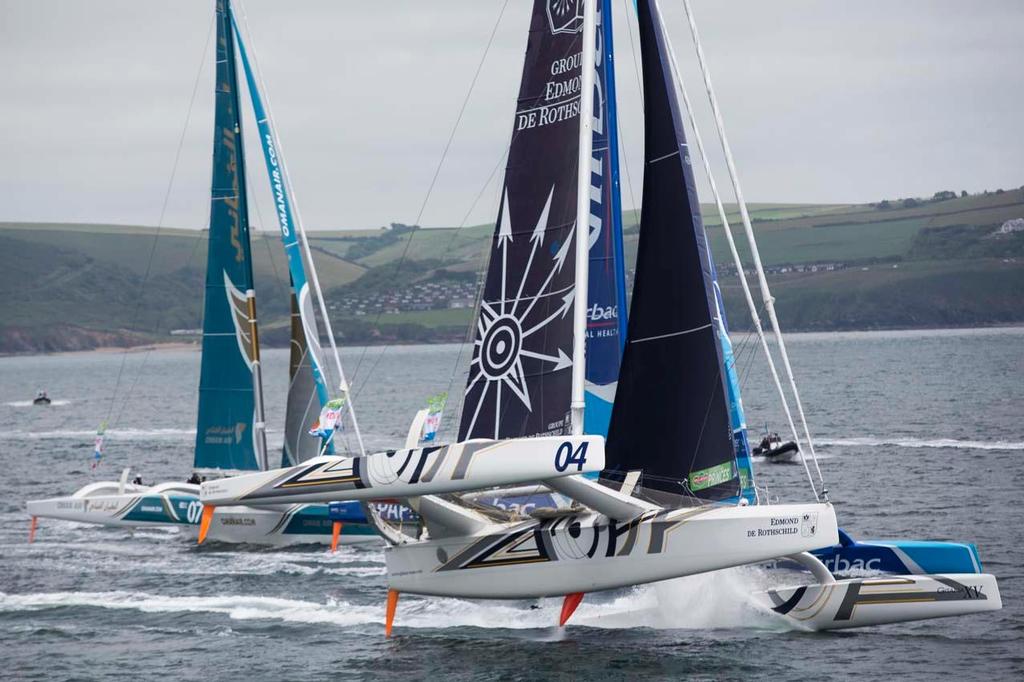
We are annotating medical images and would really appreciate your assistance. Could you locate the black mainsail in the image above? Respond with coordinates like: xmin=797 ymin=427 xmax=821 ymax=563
xmin=603 ymin=0 xmax=738 ymax=503
xmin=458 ymin=0 xmax=588 ymax=440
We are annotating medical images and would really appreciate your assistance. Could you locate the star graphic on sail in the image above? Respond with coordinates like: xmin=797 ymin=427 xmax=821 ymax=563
xmin=462 ymin=186 xmax=576 ymax=438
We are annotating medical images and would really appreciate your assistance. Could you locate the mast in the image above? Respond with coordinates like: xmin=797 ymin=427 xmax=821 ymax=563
xmin=571 ymin=0 xmax=598 ymax=436
xmin=681 ymin=0 xmax=824 ymax=493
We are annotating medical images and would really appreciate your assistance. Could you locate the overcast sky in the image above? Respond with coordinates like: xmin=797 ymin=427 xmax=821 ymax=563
xmin=1 ymin=0 xmax=1021 ymax=231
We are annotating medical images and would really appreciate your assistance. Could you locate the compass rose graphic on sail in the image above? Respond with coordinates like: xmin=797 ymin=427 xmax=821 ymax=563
xmin=460 ymin=186 xmax=577 ymax=440
xmin=546 ymin=0 xmax=583 ymax=35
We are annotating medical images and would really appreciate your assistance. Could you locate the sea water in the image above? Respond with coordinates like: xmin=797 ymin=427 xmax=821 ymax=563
xmin=1 ymin=328 xmax=1021 ymax=680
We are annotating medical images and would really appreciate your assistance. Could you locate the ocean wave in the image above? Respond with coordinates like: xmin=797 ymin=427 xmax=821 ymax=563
xmin=0 ymin=567 xmax=792 ymax=632
xmin=817 ymin=436 xmax=1024 ymax=451
xmin=0 ymin=428 xmax=195 ymax=442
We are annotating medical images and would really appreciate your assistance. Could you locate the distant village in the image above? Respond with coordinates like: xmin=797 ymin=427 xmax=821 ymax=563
xmin=328 ymin=278 xmax=479 ymax=317
xmin=323 ymin=261 xmax=851 ymax=318
xmin=717 ymin=262 xmax=848 ymax=277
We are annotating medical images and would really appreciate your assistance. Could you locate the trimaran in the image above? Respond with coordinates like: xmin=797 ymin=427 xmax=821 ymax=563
xmin=26 ymin=0 xmax=385 ymax=547
xmin=197 ymin=0 xmax=1002 ymax=632
xmin=26 ymin=0 xmax=1001 ymax=632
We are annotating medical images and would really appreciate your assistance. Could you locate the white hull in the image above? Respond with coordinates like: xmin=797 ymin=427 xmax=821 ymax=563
xmin=26 ymin=481 xmax=375 ymax=547
xmin=755 ymin=573 xmax=1002 ymax=630
xmin=201 ymin=435 xmax=605 ymax=507
xmin=26 ymin=482 xmax=201 ymax=528
xmin=387 ymin=503 xmax=837 ymax=598
xmin=195 ymin=505 xmax=378 ymax=546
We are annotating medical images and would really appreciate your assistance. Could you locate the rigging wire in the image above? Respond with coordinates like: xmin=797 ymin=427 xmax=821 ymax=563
xmin=656 ymin=2 xmax=821 ymax=499
xmin=679 ymin=0 xmax=825 ymax=493
xmin=233 ymin=0 xmax=366 ymax=456
xmin=347 ymin=0 xmax=512 ymax=400
xmin=100 ymin=17 xmax=216 ymax=473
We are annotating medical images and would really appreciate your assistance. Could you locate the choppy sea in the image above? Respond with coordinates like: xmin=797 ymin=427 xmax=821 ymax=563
xmin=1 ymin=328 xmax=1022 ymax=680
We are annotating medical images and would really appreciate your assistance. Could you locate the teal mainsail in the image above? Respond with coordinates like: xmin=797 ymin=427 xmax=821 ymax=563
xmin=194 ymin=0 xmax=268 ymax=473
xmin=230 ymin=12 xmax=332 ymax=465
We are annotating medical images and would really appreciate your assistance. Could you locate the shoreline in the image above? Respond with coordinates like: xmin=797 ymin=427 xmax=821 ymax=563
xmin=1 ymin=324 xmax=1022 ymax=359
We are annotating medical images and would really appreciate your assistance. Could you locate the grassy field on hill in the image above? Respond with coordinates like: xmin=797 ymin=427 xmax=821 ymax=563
xmin=1 ymin=187 xmax=1021 ymax=352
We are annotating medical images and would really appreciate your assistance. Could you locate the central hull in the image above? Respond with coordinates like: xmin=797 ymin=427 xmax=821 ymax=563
xmin=196 ymin=504 xmax=377 ymax=546
xmin=387 ymin=503 xmax=837 ymax=598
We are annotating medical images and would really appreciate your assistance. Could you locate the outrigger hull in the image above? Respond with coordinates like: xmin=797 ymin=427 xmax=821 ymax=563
xmin=26 ymin=484 xmax=374 ymax=547
xmin=27 ymin=486 xmax=202 ymax=528
xmin=756 ymin=573 xmax=1002 ymax=630
xmin=387 ymin=503 xmax=838 ymax=598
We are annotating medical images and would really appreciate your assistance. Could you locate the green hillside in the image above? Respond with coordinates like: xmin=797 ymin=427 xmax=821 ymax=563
xmin=1 ymin=187 xmax=1022 ymax=352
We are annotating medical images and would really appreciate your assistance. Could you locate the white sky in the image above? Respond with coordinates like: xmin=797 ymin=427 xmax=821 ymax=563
xmin=1 ymin=0 xmax=1021 ymax=230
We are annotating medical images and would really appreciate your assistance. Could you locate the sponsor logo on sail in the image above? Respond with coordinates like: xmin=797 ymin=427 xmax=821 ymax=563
xmin=546 ymin=0 xmax=583 ymax=36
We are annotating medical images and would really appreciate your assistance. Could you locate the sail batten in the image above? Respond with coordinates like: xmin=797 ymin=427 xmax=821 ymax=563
xmin=194 ymin=0 xmax=266 ymax=473
xmin=603 ymin=0 xmax=738 ymax=503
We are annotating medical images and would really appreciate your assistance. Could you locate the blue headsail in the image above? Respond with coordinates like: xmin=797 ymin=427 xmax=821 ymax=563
xmin=230 ymin=13 xmax=331 ymax=465
xmin=194 ymin=0 xmax=267 ymax=473
xmin=584 ymin=0 xmax=629 ymax=438
xmin=710 ymin=264 xmax=757 ymax=502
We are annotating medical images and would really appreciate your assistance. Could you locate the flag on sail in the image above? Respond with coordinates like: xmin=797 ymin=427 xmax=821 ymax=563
xmin=308 ymin=398 xmax=346 ymax=439
xmin=91 ymin=421 xmax=107 ymax=469
xmin=421 ymin=392 xmax=448 ymax=443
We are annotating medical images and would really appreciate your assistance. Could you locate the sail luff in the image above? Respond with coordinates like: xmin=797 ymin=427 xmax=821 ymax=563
xmin=194 ymin=0 xmax=266 ymax=473
xmin=571 ymin=0 xmax=598 ymax=435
